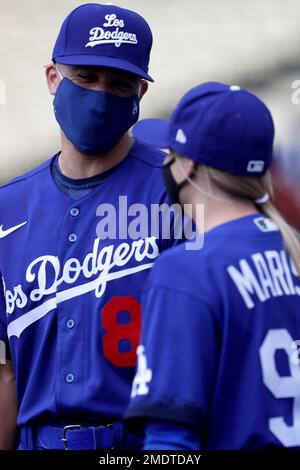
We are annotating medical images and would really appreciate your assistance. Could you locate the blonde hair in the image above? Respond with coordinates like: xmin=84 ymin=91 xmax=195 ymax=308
xmin=206 ymin=166 xmax=300 ymax=276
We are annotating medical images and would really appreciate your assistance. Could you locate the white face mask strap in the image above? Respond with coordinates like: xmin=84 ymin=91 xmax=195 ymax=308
xmin=175 ymin=158 xmax=232 ymax=204
xmin=137 ymin=80 xmax=143 ymax=99
xmin=176 ymin=158 xmax=271 ymax=206
xmin=203 ymin=165 xmax=213 ymax=196
xmin=56 ymin=64 xmax=64 ymax=81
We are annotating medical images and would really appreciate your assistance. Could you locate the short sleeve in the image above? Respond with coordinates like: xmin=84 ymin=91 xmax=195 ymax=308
xmin=125 ymin=281 xmax=219 ymax=433
xmin=143 ymin=419 xmax=201 ymax=450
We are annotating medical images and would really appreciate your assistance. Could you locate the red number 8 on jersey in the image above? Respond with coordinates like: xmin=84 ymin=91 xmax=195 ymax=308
xmin=102 ymin=296 xmax=141 ymax=367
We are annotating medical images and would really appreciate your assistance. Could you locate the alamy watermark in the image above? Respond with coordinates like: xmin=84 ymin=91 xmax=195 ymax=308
xmin=0 ymin=340 xmax=6 ymax=364
xmin=95 ymin=196 xmax=205 ymax=251
xmin=291 ymin=340 xmax=300 ymax=365
xmin=291 ymin=80 xmax=300 ymax=104
xmin=0 ymin=80 xmax=5 ymax=105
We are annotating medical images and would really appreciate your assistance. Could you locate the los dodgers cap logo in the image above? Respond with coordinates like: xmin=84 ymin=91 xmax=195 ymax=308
xmin=85 ymin=13 xmax=138 ymax=49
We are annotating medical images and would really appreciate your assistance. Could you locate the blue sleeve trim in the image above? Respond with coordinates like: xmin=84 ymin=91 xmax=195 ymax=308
xmin=143 ymin=419 xmax=201 ymax=450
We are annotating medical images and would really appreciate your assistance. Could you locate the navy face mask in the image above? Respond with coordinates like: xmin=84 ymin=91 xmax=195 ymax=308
xmin=53 ymin=78 xmax=140 ymax=155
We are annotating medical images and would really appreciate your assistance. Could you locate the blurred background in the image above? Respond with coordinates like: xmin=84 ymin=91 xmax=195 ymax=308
xmin=0 ymin=0 xmax=300 ymax=228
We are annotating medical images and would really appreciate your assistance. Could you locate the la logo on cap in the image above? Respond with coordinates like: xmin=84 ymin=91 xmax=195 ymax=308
xmin=132 ymin=101 xmax=138 ymax=115
xmin=175 ymin=129 xmax=187 ymax=144
xmin=85 ymin=13 xmax=138 ymax=48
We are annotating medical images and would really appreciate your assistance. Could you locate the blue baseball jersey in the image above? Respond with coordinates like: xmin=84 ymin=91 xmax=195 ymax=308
xmin=0 ymin=141 xmax=182 ymax=427
xmin=126 ymin=214 xmax=300 ymax=449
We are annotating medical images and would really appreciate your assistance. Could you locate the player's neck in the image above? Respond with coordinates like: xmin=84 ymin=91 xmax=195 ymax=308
xmin=180 ymin=174 xmax=259 ymax=234
xmin=201 ymin=202 xmax=259 ymax=233
xmin=58 ymin=132 xmax=134 ymax=179
xmin=187 ymin=192 xmax=259 ymax=234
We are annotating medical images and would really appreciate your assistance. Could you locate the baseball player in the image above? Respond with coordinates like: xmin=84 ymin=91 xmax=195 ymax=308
xmin=0 ymin=3 xmax=183 ymax=450
xmin=125 ymin=82 xmax=300 ymax=449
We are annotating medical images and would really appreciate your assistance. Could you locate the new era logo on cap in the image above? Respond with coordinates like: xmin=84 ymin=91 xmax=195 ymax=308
xmin=247 ymin=160 xmax=265 ymax=173
xmin=175 ymin=129 xmax=187 ymax=144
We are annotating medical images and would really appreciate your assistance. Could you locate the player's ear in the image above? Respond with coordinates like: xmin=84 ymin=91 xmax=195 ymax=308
xmin=45 ymin=63 xmax=61 ymax=96
xmin=138 ymin=80 xmax=148 ymax=101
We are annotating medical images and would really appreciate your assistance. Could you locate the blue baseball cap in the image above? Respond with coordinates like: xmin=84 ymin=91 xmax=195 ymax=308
xmin=52 ymin=3 xmax=154 ymax=81
xmin=133 ymin=82 xmax=275 ymax=175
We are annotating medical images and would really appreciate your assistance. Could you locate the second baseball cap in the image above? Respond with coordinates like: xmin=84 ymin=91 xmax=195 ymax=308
xmin=133 ymin=82 xmax=275 ymax=175
xmin=52 ymin=3 xmax=154 ymax=81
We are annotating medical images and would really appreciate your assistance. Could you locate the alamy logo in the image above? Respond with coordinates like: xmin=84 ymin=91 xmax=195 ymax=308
xmin=175 ymin=129 xmax=187 ymax=144
xmin=85 ymin=13 xmax=138 ymax=48
xmin=0 ymin=80 xmax=5 ymax=105
xmin=0 ymin=340 xmax=6 ymax=364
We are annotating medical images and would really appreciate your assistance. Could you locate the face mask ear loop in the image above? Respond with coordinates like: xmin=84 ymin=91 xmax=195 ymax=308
xmin=204 ymin=165 xmax=213 ymax=197
xmin=176 ymin=157 xmax=211 ymax=199
xmin=56 ymin=64 xmax=64 ymax=81
xmin=176 ymin=158 xmax=234 ymax=204
xmin=137 ymin=80 xmax=143 ymax=100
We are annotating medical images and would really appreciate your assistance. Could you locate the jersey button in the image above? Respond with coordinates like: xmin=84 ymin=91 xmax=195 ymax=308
xmin=70 ymin=208 xmax=80 ymax=217
xmin=68 ymin=233 xmax=77 ymax=243
xmin=65 ymin=373 xmax=75 ymax=384
xmin=66 ymin=319 xmax=75 ymax=329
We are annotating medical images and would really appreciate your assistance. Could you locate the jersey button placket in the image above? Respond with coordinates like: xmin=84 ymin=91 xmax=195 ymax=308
xmin=66 ymin=319 xmax=75 ymax=329
xmin=70 ymin=207 xmax=80 ymax=217
xmin=68 ymin=233 xmax=77 ymax=243
xmin=65 ymin=373 xmax=75 ymax=384
xmin=69 ymin=208 xmax=80 ymax=242
xmin=56 ymin=204 xmax=82 ymax=410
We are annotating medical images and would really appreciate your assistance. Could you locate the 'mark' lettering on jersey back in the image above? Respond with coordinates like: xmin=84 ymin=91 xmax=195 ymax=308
xmin=227 ymin=250 xmax=300 ymax=309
